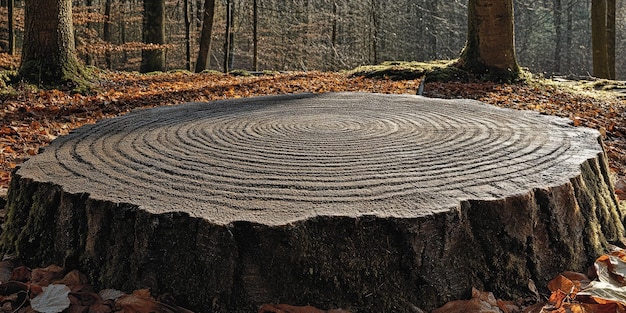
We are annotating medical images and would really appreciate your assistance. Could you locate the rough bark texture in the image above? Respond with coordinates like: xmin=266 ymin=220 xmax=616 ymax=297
xmin=141 ymin=0 xmax=166 ymax=73
xmin=456 ymin=0 xmax=520 ymax=81
xmin=194 ymin=0 xmax=216 ymax=73
xmin=1 ymin=93 xmax=624 ymax=312
xmin=18 ymin=0 xmax=84 ymax=85
xmin=592 ymin=0 xmax=610 ymax=79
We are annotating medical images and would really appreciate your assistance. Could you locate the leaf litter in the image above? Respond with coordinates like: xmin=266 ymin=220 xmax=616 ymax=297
xmin=0 ymin=56 xmax=625 ymax=312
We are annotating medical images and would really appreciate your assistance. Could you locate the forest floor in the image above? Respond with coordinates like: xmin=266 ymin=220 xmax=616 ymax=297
xmin=0 ymin=55 xmax=626 ymax=312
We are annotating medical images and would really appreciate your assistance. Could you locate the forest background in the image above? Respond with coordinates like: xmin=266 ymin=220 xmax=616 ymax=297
xmin=1 ymin=0 xmax=625 ymax=78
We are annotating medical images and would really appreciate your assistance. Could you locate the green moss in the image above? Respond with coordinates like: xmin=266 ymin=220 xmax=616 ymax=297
xmin=167 ymin=69 xmax=193 ymax=75
xmin=201 ymin=69 xmax=224 ymax=76
xmin=350 ymin=60 xmax=529 ymax=83
xmin=18 ymin=55 xmax=94 ymax=94
xmin=143 ymin=71 xmax=164 ymax=76
xmin=350 ymin=60 xmax=477 ymax=82
xmin=262 ymin=70 xmax=280 ymax=76
xmin=454 ymin=47 xmax=521 ymax=83
xmin=228 ymin=69 xmax=252 ymax=77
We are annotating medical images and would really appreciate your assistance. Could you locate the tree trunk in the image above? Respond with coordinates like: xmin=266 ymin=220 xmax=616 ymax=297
xmin=184 ymin=0 xmax=192 ymax=71
xmin=141 ymin=0 xmax=166 ymax=73
xmin=592 ymin=0 xmax=610 ymax=79
xmin=456 ymin=0 xmax=520 ymax=81
xmin=253 ymin=0 xmax=258 ymax=71
xmin=553 ymin=0 xmax=562 ymax=74
xmin=565 ymin=1 xmax=572 ymax=71
xmin=370 ymin=0 xmax=378 ymax=64
xmin=103 ymin=0 xmax=113 ymax=69
xmin=194 ymin=0 xmax=216 ymax=73
xmin=18 ymin=0 xmax=85 ymax=86
xmin=1 ymin=93 xmax=624 ymax=312
xmin=223 ymin=0 xmax=233 ymax=73
xmin=120 ymin=0 xmax=128 ymax=64
xmin=606 ymin=0 xmax=615 ymax=79
xmin=7 ymin=0 xmax=14 ymax=55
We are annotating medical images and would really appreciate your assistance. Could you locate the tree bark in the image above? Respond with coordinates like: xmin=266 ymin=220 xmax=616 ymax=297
xmin=253 ymin=0 xmax=258 ymax=71
xmin=369 ymin=0 xmax=378 ymax=64
xmin=184 ymin=0 xmax=192 ymax=71
xmin=565 ymin=1 xmax=572 ymax=71
xmin=456 ymin=0 xmax=520 ymax=81
xmin=194 ymin=0 xmax=216 ymax=72
xmin=592 ymin=0 xmax=610 ymax=79
xmin=223 ymin=0 xmax=233 ymax=73
xmin=7 ymin=0 xmax=14 ymax=55
xmin=553 ymin=0 xmax=562 ymax=74
xmin=141 ymin=0 xmax=166 ymax=73
xmin=18 ymin=0 xmax=85 ymax=86
xmin=606 ymin=0 xmax=615 ymax=79
xmin=103 ymin=0 xmax=113 ymax=69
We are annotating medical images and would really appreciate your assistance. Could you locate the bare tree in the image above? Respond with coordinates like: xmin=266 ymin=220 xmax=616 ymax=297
xmin=195 ymin=0 xmax=216 ymax=72
xmin=7 ymin=0 xmax=14 ymax=55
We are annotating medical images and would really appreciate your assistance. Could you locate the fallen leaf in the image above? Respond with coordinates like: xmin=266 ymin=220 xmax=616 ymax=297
xmin=548 ymin=274 xmax=578 ymax=298
xmin=30 ymin=284 xmax=71 ymax=313
xmin=31 ymin=265 xmax=64 ymax=286
xmin=99 ymin=289 xmax=125 ymax=301
xmin=258 ymin=304 xmax=327 ymax=313
xmin=580 ymin=280 xmax=626 ymax=305
xmin=0 ymin=260 xmax=15 ymax=283
xmin=432 ymin=288 xmax=503 ymax=313
xmin=114 ymin=289 xmax=184 ymax=313
xmin=54 ymin=270 xmax=91 ymax=292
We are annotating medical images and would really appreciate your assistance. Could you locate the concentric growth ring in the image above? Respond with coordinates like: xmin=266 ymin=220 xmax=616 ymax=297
xmin=23 ymin=92 xmax=602 ymax=225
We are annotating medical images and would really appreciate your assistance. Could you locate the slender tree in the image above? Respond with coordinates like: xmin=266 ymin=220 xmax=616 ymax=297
xmin=184 ymin=0 xmax=192 ymax=71
xmin=19 ymin=0 xmax=86 ymax=86
xmin=103 ymin=0 xmax=113 ymax=69
xmin=553 ymin=0 xmax=562 ymax=74
xmin=195 ymin=0 xmax=216 ymax=72
xmin=141 ymin=0 xmax=166 ymax=72
xmin=455 ymin=0 xmax=520 ymax=81
xmin=7 ymin=0 xmax=14 ymax=55
xmin=253 ymin=0 xmax=258 ymax=71
xmin=223 ymin=0 xmax=233 ymax=72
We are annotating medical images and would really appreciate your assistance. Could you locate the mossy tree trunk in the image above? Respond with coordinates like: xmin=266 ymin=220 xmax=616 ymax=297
xmin=455 ymin=0 xmax=520 ymax=81
xmin=141 ymin=0 xmax=166 ymax=73
xmin=18 ymin=0 xmax=85 ymax=86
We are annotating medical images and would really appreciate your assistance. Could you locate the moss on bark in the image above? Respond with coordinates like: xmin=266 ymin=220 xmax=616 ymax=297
xmin=17 ymin=0 xmax=91 ymax=91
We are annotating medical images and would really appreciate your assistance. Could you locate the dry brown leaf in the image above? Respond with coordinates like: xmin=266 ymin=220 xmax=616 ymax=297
xmin=55 ymin=270 xmax=91 ymax=293
xmin=548 ymin=289 xmax=569 ymax=309
xmin=548 ymin=275 xmax=577 ymax=294
xmin=114 ymin=289 xmax=184 ymax=313
xmin=522 ymin=303 xmax=545 ymax=313
xmin=432 ymin=288 xmax=502 ymax=313
xmin=31 ymin=265 xmax=64 ymax=286
xmin=258 ymin=304 xmax=327 ymax=313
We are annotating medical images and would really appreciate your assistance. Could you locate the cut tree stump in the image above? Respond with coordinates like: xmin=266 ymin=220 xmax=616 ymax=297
xmin=1 ymin=92 xmax=624 ymax=312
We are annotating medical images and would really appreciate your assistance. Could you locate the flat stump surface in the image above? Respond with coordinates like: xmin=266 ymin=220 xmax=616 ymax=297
xmin=21 ymin=93 xmax=602 ymax=222
xmin=3 ymin=92 xmax=624 ymax=312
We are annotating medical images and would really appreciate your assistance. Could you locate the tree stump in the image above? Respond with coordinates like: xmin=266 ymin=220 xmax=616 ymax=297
xmin=1 ymin=92 xmax=624 ymax=312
